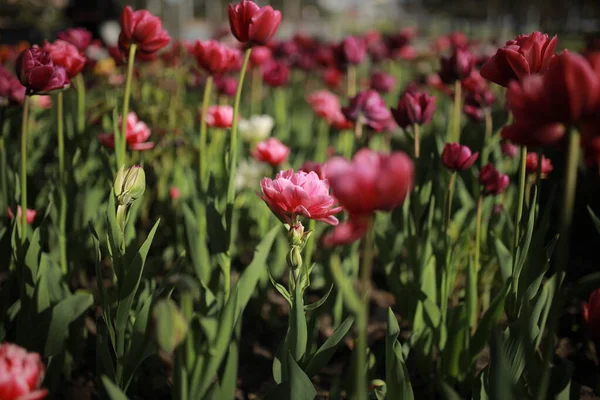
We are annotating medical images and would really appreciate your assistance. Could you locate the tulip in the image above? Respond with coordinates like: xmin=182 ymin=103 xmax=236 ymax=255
xmin=583 ymin=288 xmax=600 ymax=351
xmin=7 ymin=206 xmax=36 ymax=224
xmin=235 ymin=159 xmax=267 ymax=192
xmin=43 ymin=40 xmax=86 ymax=78
xmin=259 ymin=169 xmax=341 ymax=226
xmin=322 ymin=214 xmax=371 ymax=247
xmin=239 ymin=115 xmax=274 ymax=143
xmin=501 ymin=141 xmax=519 ymax=158
xmin=57 ymin=27 xmax=93 ymax=53
xmin=15 ymin=46 xmax=70 ymax=95
xmin=393 ymin=45 xmax=418 ymax=61
xmin=323 ymin=67 xmax=343 ymax=89
xmin=315 ymin=45 xmax=336 ymax=68
xmin=169 ymin=186 xmax=181 ymax=200
xmin=480 ymin=32 xmax=557 ymax=87
xmin=118 ymin=6 xmax=171 ymax=60
xmin=228 ymin=0 xmax=282 ymax=45
xmin=367 ymin=40 xmax=389 ymax=63
xmin=525 ymin=152 xmax=553 ymax=177
xmin=193 ymin=40 xmax=239 ymax=75
xmin=326 ymin=148 xmax=414 ymax=216
xmin=479 ymin=163 xmax=509 ymax=196
xmin=461 ymin=71 xmax=495 ymax=121
xmin=252 ymin=137 xmax=290 ymax=166
xmin=0 ymin=65 xmax=25 ymax=106
xmin=250 ymin=45 xmax=272 ymax=67
xmin=307 ymin=90 xmax=344 ymax=125
xmin=336 ymin=36 xmax=367 ymax=67
xmin=439 ymin=47 xmax=476 ymax=84
xmin=262 ymin=60 xmax=289 ymax=88
xmin=370 ymin=71 xmax=396 ymax=93
xmin=391 ymin=90 xmax=437 ymax=129
xmin=98 ymin=112 xmax=154 ymax=151
xmin=214 ymin=75 xmax=238 ymax=98
xmin=113 ymin=165 xmax=146 ymax=206
xmin=32 ymin=95 xmax=52 ymax=110
xmin=441 ymin=143 xmax=479 ymax=171
xmin=342 ymin=90 xmax=393 ymax=132
xmin=201 ymin=105 xmax=234 ymax=128
xmin=0 ymin=343 xmax=47 ymax=400
xmin=299 ymin=160 xmax=326 ymax=179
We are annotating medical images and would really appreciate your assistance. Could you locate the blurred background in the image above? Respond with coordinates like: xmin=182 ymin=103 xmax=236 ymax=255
xmin=1 ymin=0 xmax=599 ymax=47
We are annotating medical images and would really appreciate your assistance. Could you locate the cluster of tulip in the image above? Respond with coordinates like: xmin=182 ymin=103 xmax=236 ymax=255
xmin=2 ymin=0 xmax=600 ymax=398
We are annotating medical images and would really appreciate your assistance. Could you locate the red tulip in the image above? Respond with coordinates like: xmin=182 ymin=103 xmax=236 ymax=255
xmin=583 ymin=288 xmax=600 ymax=351
xmin=439 ymin=47 xmax=476 ymax=84
xmin=299 ymin=160 xmax=326 ymax=179
xmin=201 ymin=105 xmax=234 ymax=128
xmin=322 ymin=214 xmax=371 ymax=247
xmin=501 ymin=141 xmax=519 ymax=158
xmin=57 ymin=28 xmax=93 ymax=53
xmin=169 ymin=186 xmax=181 ymax=200
xmin=370 ymin=71 xmax=396 ymax=93
xmin=118 ymin=6 xmax=171 ymax=60
xmin=259 ymin=169 xmax=341 ymax=225
xmin=214 ymin=75 xmax=238 ymax=98
xmin=307 ymin=90 xmax=343 ymax=125
xmin=462 ymin=71 xmax=495 ymax=121
xmin=15 ymin=46 xmax=70 ymax=95
xmin=336 ymin=36 xmax=367 ymax=67
xmin=525 ymin=152 xmax=553 ymax=177
xmin=98 ymin=112 xmax=154 ymax=151
xmin=323 ymin=67 xmax=343 ymax=89
xmin=249 ymin=45 xmax=272 ymax=66
xmin=252 ymin=138 xmax=290 ymax=166
xmin=391 ymin=91 xmax=437 ymax=129
xmin=0 ymin=65 xmax=25 ymax=106
xmin=193 ymin=40 xmax=239 ymax=75
xmin=262 ymin=60 xmax=289 ymax=87
xmin=7 ymin=206 xmax=36 ymax=224
xmin=315 ymin=45 xmax=336 ymax=68
xmin=0 ymin=343 xmax=47 ymax=400
xmin=228 ymin=0 xmax=282 ymax=45
xmin=479 ymin=163 xmax=509 ymax=196
xmin=325 ymin=148 xmax=414 ymax=216
xmin=43 ymin=40 xmax=86 ymax=78
xmin=480 ymin=32 xmax=557 ymax=87
xmin=441 ymin=143 xmax=479 ymax=171
xmin=342 ymin=90 xmax=393 ymax=132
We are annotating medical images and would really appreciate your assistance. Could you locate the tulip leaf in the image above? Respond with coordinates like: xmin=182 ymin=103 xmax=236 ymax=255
xmin=303 ymin=315 xmax=354 ymax=377
xmin=44 ymin=293 xmax=93 ymax=356
xmin=268 ymin=268 xmax=292 ymax=306
xmin=288 ymin=278 xmax=308 ymax=362
xmin=493 ymin=234 xmax=512 ymax=283
xmin=385 ymin=308 xmax=414 ymax=400
xmin=266 ymin=351 xmax=317 ymax=400
xmin=587 ymin=205 xmax=600 ymax=234
xmin=304 ymin=284 xmax=334 ymax=312
xmin=471 ymin=282 xmax=509 ymax=363
xmin=102 ymin=375 xmax=129 ymax=400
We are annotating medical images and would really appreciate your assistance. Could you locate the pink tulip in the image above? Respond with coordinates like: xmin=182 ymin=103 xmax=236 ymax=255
xmin=169 ymin=186 xmax=181 ymax=200
xmin=299 ymin=160 xmax=326 ymax=179
xmin=7 ymin=206 xmax=36 ymax=224
xmin=525 ymin=152 xmax=553 ymax=177
xmin=252 ymin=138 xmax=290 ymax=166
xmin=441 ymin=143 xmax=479 ymax=171
xmin=479 ymin=163 xmax=509 ymax=196
xmin=322 ymin=214 xmax=371 ymax=247
xmin=259 ymin=169 xmax=342 ymax=225
xmin=98 ymin=112 xmax=154 ymax=151
xmin=202 ymin=105 xmax=234 ymax=128
xmin=43 ymin=40 xmax=86 ymax=78
xmin=501 ymin=141 xmax=518 ymax=158
xmin=307 ymin=90 xmax=346 ymax=127
xmin=0 ymin=343 xmax=47 ymax=400
xmin=342 ymin=90 xmax=393 ymax=132
xmin=370 ymin=71 xmax=396 ymax=93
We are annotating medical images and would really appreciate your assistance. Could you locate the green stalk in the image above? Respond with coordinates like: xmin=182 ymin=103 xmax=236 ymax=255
xmin=75 ymin=74 xmax=86 ymax=133
xmin=441 ymin=172 xmax=456 ymax=332
xmin=511 ymin=146 xmax=527 ymax=296
xmin=347 ymin=65 xmax=357 ymax=98
xmin=20 ymin=97 xmax=29 ymax=243
xmin=413 ymin=123 xmax=420 ymax=159
xmin=199 ymin=76 xmax=213 ymax=192
xmin=224 ymin=47 xmax=252 ymax=301
xmin=474 ymin=195 xmax=483 ymax=273
xmin=451 ymin=80 xmax=462 ymax=142
xmin=355 ymin=218 xmax=374 ymax=400
xmin=57 ymin=92 xmax=68 ymax=274
xmin=274 ymin=87 xmax=287 ymax=140
xmin=250 ymin=67 xmax=262 ymax=115
xmin=481 ymin=108 xmax=492 ymax=166
xmin=315 ymin=117 xmax=329 ymax=163
xmin=0 ymin=108 xmax=7 ymax=213
xmin=536 ymin=129 xmax=580 ymax=400
xmin=120 ymin=44 xmax=137 ymax=167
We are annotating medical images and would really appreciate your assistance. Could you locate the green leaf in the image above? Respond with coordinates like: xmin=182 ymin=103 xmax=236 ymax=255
xmin=587 ymin=205 xmax=600 ymax=234
xmin=489 ymin=330 xmax=513 ymax=400
xmin=288 ymin=278 xmax=308 ymax=362
xmin=44 ymin=293 xmax=93 ymax=356
xmin=268 ymin=269 xmax=292 ymax=306
xmin=218 ymin=337 xmax=239 ymax=400
xmin=466 ymin=257 xmax=477 ymax=329
xmin=106 ymin=192 xmax=124 ymax=280
xmin=206 ymin=201 xmax=228 ymax=254
xmin=304 ymin=285 xmax=334 ymax=312
xmin=266 ymin=351 xmax=317 ymax=400
xmin=385 ymin=308 xmax=414 ymax=400
xmin=304 ymin=316 xmax=353 ymax=377
xmin=493 ymin=235 xmax=512 ymax=283
xmin=102 ymin=375 xmax=129 ymax=400
xmin=97 ymin=320 xmax=117 ymax=383
xmin=153 ymin=298 xmax=188 ymax=353
xmin=438 ymin=380 xmax=462 ymax=400
xmin=471 ymin=283 xmax=509 ymax=362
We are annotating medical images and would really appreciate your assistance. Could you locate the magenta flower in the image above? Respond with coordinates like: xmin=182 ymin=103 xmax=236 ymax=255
xmin=201 ymin=105 xmax=234 ymax=128
xmin=259 ymin=169 xmax=342 ymax=225
xmin=342 ymin=90 xmax=393 ymax=132
xmin=391 ymin=90 xmax=437 ymax=129
xmin=228 ymin=0 xmax=282 ymax=45
xmin=7 ymin=206 xmax=37 ymax=224
xmin=15 ymin=46 xmax=70 ymax=95
xmin=57 ymin=27 xmax=93 ymax=53
xmin=43 ymin=40 xmax=86 ymax=78
xmin=322 ymin=214 xmax=371 ymax=247
xmin=193 ymin=40 xmax=240 ymax=75
xmin=0 ymin=342 xmax=47 ymax=400
xmin=479 ymin=163 xmax=509 ymax=196
xmin=118 ymin=6 xmax=171 ymax=60
xmin=525 ymin=152 xmax=553 ymax=177
xmin=0 ymin=65 xmax=25 ymax=106
xmin=262 ymin=60 xmax=289 ymax=87
xmin=98 ymin=112 xmax=154 ymax=151
xmin=335 ymin=36 xmax=367 ymax=67
xmin=439 ymin=47 xmax=476 ymax=84
xmin=252 ymin=138 xmax=290 ymax=166
xmin=441 ymin=143 xmax=479 ymax=171
xmin=370 ymin=71 xmax=396 ymax=93
xmin=501 ymin=141 xmax=518 ymax=158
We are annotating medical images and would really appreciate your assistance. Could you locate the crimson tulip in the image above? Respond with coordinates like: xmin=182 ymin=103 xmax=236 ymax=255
xmin=43 ymin=40 xmax=86 ymax=78
xmin=15 ymin=46 xmax=70 ymax=95
xmin=0 ymin=342 xmax=47 ymax=400
xmin=479 ymin=163 xmax=509 ymax=196
xmin=391 ymin=90 xmax=436 ymax=129
xmin=439 ymin=47 xmax=476 ymax=84
xmin=441 ymin=143 xmax=479 ymax=171
xmin=0 ymin=65 xmax=25 ymax=106
xmin=583 ymin=288 xmax=600 ymax=351
xmin=214 ymin=75 xmax=238 ymax=98
xmin=228 ymin=0 xmax=282 ymax=45
xmin=336 ymin=36 xmax=367 ymax=67
xmin=249 ymin=45 xmax=272 ymax=66
xmin=193 ymin=40 xmax=239 ymax=75
xmin=262 ymin=60 xmax=289 ymax=88
xmin=370 ymin=71 xmax=396 ymax=93
xmin=525 ymin=152 xmax=553 ymax=177
xmin=343 ymin=90 xmax=393 ymax=132
xmin=118 ymin=6 xmax=171 ymax=60
xmin=57 ymin=28 xmax=93 ymax=53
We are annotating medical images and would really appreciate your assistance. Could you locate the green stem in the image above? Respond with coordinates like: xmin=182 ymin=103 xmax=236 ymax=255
xmin=413 ymin=123 xmax=420 ymax=159
xmin=536 ymin=129 xmax=580 ymax=400
xmin=355 ymin=218 xmax=374 ymax=400
xmin=199 ymin=76 xmax=213 ymax=193
xmin=474 ymin=195 xmax=483 ymax=273
xmin=347 ymin=65 xmax=357 ymax=98
xmin=250 ymin=67 xmax=262 ymax=115
xmin=0 ymin=108 xmax=7 ymax=213
xmin=452 ymin=80 xmax=462 ymax=143
xmin=443 ymin=172 xmax=456 ymax=237
xmin=481 ymin=108 xmax=492 ymax=166
xmin=75 ymin=74 xmax=86 ymax=133
xmin=20 ymin=97 xmax=29 ymax=244
xmin=120 ymin=44 xmax=137 ymax=168
xmin=57 ymin=92 xmax=67 ymax=274
xmin=304 ymin=219 xmax=317 ymax=270
xmin=315 ymin=117 xmax=329 ymax=163
xmin=224 ymin=47 xmax=252 ymax=302
xmin=274 ymin=87 xmax=287 ymax=140
xmin=511 ymin=146 xmax=527 ymax=295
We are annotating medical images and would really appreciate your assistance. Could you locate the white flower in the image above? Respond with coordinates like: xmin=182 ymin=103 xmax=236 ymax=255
xmin=235 ymin=159 xmax=268 ymax=192
xmin=239 ymin=115 xmax=274 ymax=143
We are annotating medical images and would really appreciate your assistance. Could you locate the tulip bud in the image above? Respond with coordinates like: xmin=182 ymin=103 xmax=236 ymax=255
xmin=289 ymin=223 xmax=305 ymax=247
xmin=286 ymin=246 xmax=303 ymax=270
xmin=153 ymin=299 xmax=188 ymax=353
xmin=114 ymin=165 xmax=146 ymax=206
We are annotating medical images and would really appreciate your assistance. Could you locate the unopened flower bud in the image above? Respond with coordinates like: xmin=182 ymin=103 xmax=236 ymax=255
xmin=289 ymin=223 xmax=305 ymax=247
xmin=152 ymin=299 xmax=188 ymax=353
xmin=286 ymin=246 xmax=303 ymax=270
xmin=114 ymin=165 xmax=146 ymax=206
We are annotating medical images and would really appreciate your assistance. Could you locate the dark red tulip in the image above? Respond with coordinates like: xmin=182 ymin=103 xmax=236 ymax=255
xmin=391 ymin=90 xmax=436 ymax=129
xmin=228 ymin=0 xmax=282 ymax=45
xmin=503 ymin=51 xmax=600 ymax=147
xmin=479 ymin=163 xmax=509 ymax=196
xmin=343 ymin=90 xmax=393 ymax=132
xmin=335 ymin=36 xmax=367 ymax=67
xmin=480 ymin=32 xmax=557 ymax=87
xmin=441 ymin=143 xmax=479 ymax=171
xmin=249 ymin=45 xmax=272 ymax=67
xmin=214 ymin=75 xmax=238 ymax=98
xmin=0 ymin=65 xmax=25 ymax=106
xmin=525 ymin=152 xmax=553 ymax=177
xmin=323 ymin=67 xmax=343 ymax=89
xmin=57 ymin=27 xmax=93 ymax=53
xmin=300 ymin=160 xmax=326 ymax=179
xmin=439 ymin=47 xmax=476 ymax=84
xmin=583 ymin=288 xmax=600 ymax=352
xmin=118 ymin=6 xmax=171 ymax=60
xmin=315 ymin=45 xmax=336 ymax=68
xmin=262 ymin=60 xmax=289 ymax=88
xmin=501 ymin=141 xmax=518 ymax=158
xmin=322 ymin=214 xmax=371 ymax=247
xmin=325 ymin=148 xmax=414 ymax=216
xmin=193 ymin=40 xmax=239 ymax=75
xmin=367 ymin=40 xmax=390 ymax=63
xmin=43 ymin=40 xmax=85 ymax=78
xmin=370 ymin=71 xmax=396 ymax=93
xmin=15 ymin=46 xmax=70 ymax=95
xmin=461 ymin=71 xmax=495 ymax=121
